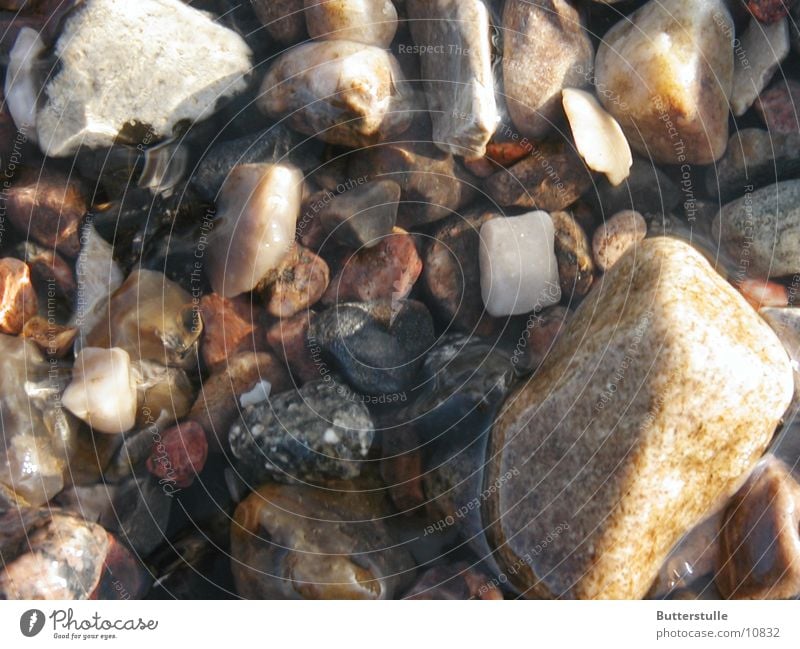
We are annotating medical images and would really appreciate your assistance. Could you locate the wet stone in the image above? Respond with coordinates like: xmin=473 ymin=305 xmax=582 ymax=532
xmin=592 ymin=209 xmax=648 ymax=272
xmin=22 ymin=316 xmax=77 ymax=358
xmin=510 ymin=305 xmax=570 ymax=373
xmin=552 ymin=210 xmax=595 ymax=299
xmin=0 ymin=257 xmax=37 ymax=335
xmin=132 ymin=360 xmax=194 ymax=431
xmin=146 ymin=421 xmax=208 ymax=489
xmin=265 ymin=312 xmax=320 ymax=384
xmin=380 ymin=424 xmax=425 ymax=514
xmin=747 ymin=0 xmax=794 ymax=23
xmin=590 ymin=156 xmax=682 ymax=218
xmin=318 ymin=180 xmax=400 ymax=249
xmin=264 ymin=244 xmax=330 ymax=319
xmin=15 ymin=241 xmax=76 ymax=302
xmin=755 ymin=79 xmax=800 ymax=135
xmin=199 ymin=293 xmax=264 ymax=374
xmin=759 ymin=307 xmax=800 ymax=408
xmin=229 ymin=380 xmax=375 ymax=484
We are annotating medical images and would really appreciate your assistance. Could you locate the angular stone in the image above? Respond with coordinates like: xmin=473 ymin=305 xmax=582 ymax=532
xmin=592 ymin=209 xmax=647 ymax=272
xmin=731 ymin=18 xmax=789 ymax=117
xmin=199 ymin=293 xmax=264 ymax=374
xmin=16 ymin=0 xmax=252 ymax=157
xmin=305 ymin=0 xmax=398 ymax=47
xmin=552 ymin=210 xmax=594 ymax=298
xmin=502 ymin=0 xmax=594 ymax=138
xmin=407 ymin=0 xmax=497 ymax=157
xmin=595 ymin=0 xmax=734 ymax=164
xmin=486 ymin=237 xmax=793 ymax=599
xmin=479 ymin=211 xmax=561 ymax=317
xmin=0 ymin=257 xmax=37 ymax=335
xmin=15 ymin=241 xmax=76 ymax=301
xmin=714 ymin=180 xmax=800 ymax=278
xmin=258 ymin=41 xmax=414 ymax=148
xmin=318 ymin=180 xmax=399 ymax=249
xmin=755 ymin=79 xmax=800 ymax=135
xmin=716 ymin=456 xmax=800 ymax=599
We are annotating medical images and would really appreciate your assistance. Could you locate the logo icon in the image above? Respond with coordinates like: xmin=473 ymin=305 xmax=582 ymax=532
xmin=20 ymin=609 xmax=45 ymax=637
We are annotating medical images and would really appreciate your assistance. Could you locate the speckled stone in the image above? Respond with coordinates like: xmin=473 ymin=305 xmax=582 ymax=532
xmin=755 ymin=79 xmax=800 ymax=135
xmin=592 ymin=209 xmax=647 ymax=272
xmin=595 ymin=0 xmax=734 ymax=164
xmin=552 ymin=210 xmax=594 ymax=298
xmin=759 ymin=307 xmax=800 ymax=408
xmin=486 ymin=237 xmax=793 ymax=599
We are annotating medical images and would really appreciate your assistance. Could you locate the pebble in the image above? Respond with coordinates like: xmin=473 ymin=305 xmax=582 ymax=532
xmin=231 ymin=483 xmax=415 ymax=598
xmin=747 ymin=0 xmax=793 ymax=23
xmin=0 ymin=257 xmax=37 ymax=335
xmin=594 ymin=0 xmax=733 ymax=164
xmin=484 ymin=140 xmax=593 ymax=210
xmin=502 ymin=0 xmax=594 ymax=138
xmin=22 ymin=316 xmax=78 ymax=358
xmin=12 ymin=0 xmax=253 ymax=157
xmin=308 ymin=300 xmax=435 ymax=395
xmin=380 ymin=424 xmax=425 ymax=514
xmin=63 ymin=347 xmax=138 ymax=434
xmin=407 ymin=0 xmax=497 ymax=157
xmin=737 ymin=278 xmax=789 ymax=309
xmin=132 ymin=360 xmax=194 ymax=431
xmin=562 ymin=88 xmax=632 ymax=187
xmin=265 ymin=312 xmax=320 ymax=384
xmin=714 ymin=179 xmax=800 ymax=278
xmin=479 ymin=211 xmax=561 ymax=317
xmin=206 ymin=163 xmax=303 ymax=298
xmin=403 ymin=563 xmax=503 ymax=600
xmin=730 ymin=18 xmax=789 ymax=117
xmin=318 ymin=180 xmax=400 ymax=249
xmin=306 ymin=0 xmax=398 ymax=47
xmin=15 ymin=241 xmax=76 ymax=301
xmin=258 ymin=40 xmax=415 ymax=148
xmin=146 ymin=421 xmax=208 ymax=489
xmin=759 ymin=307 xmax=800 ymax=407
xmin=552 ymin=210 xmax=595 ymax=298
xmin=590 ymin=156 xmax=681 ymax=218
xmin=592 ymin=209 xmax=648 ymax=272
xmin=463 ymin=140 xmax=531 ymax=178
xmin=251 ymin=0 xmax=307 ymax=46
xmin=511 ymin=305 xmax=570 ymax=373
xmin=229 ymin=380 xmax=375 ymax=484
xmin=199 ymin=293 xmax=264 ymax=373
xmin=264 ymin=244 xmax=330 ymax=318
xmin=486 ymin=237 xmax=793 ymax=598
xmin=755 ymin=79 xmax=800 ymax=134
xmin=322 ymin=228 xmax=422 ymax=305
xmin=6 ymin=167 xmax=85 ymax=257
xmin=716 ymin=457 xmax=800 ymax=599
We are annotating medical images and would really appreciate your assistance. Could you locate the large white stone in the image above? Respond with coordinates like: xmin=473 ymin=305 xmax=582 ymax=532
xmin=479 ymin=211 xmax=561 ymax=317
xmin=731 ymin=18 xmax=790 ymax=117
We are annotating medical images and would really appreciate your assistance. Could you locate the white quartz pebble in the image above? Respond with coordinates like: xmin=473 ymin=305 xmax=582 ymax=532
xmin=479 ymin=211 xmax=561 ymax=317
xmin=62 ymin=347 xmax=137 ymax=434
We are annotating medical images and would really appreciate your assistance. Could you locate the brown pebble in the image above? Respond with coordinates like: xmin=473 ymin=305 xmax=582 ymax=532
xmin=552 ymin=210 xmax=594 ymax=298
xmin=463 ymin=140 xmax=532 ymax=177
xmin=199 ymin=293 xmax=264 ymax=373
xmin=511 ymin=305 xmax=570 ymax=373
xmin=265 ymin=244 xmax=329 ymax=318
xmin=22 ymin=316 xmax=77 ymax=358
xmin=592 ymin=209 xmax=647 ymax=272
xmin=16 ymin=241 xmax=76 ymax=300
xmin=738 ymin=278 xmax=789 ymax=309
xmin=146 ymin=421 xmax=208 ymax=489
xmin=403 ymin=562 xmax=503 ymax=600
xmin=747 ymin=0 xmax=793 ymax=23
xmin=264 ymin=311 xmax=320 ymax=384
xmin=0 ymin=258 xmax=37 ymax=334
xmin=755 ymin=79 xmax=800 ymax=135
xmin=298 ymin=189 xmax=336 ymax=250
xmin=380 ymin=425 xmax=425 ymax=514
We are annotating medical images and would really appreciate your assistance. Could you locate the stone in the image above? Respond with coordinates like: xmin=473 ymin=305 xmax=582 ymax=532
xmin=22 ymin=316 xmax=78 ymax=358
xmin=11 ymin=0 xmax=252 ymax=157
xmin=15 ymin=241 xmax=76 ymax=301
xmin=594 ymin=0 xmax=734 ymax=164
xmin=748 ymin=0 xmax=793 ymax=23
xmin=479 ymin=211 xmax=561 ymax=317
xmin=738 ymin=279 xmax=789 ymax=309
xmin=5 ymin=166 xmax=85 ymax=257
xmin=251 ymin=0 xmax=307 ymax=46
xmin=63 ymin=347 xmax=138 ymax=434
xmin=231 ymin=483 xmax=415 ymax=598
xmin=318 ymin=180 xmax=400 ymax=249
xmin=403 ymin=563 xmax=503 ymax=600
xmin=509 ymin=305 xmax=570 ymax=373
xmin=380 ymin=425 xmax=425 ymax=514
xmin=716 ymin=456 xmax=800 ymax=599
xmin=407 ymin=0 xmax=497 ymax=157
xmin=706 ymin=128 xmax=800 ymax=202
xmin=206 ymin=163 xmax=303 ymax=298
xmin=0 ymin=257 xmax=37 ymax=335
xmin=755 ymin=79 xmax=800 ymax=135
xmin=592 ymin=209 xmax=647 ymax=272
xmin=347 ymin=141 xmax=476 ymax=228
xmin=552 ymin=210 xmax=595 ymax=298
xmin=264 ymin=244 xmax=330 ymax=318
xmin=265 ymin=312 xmax=320 ymax=384
xmin=86 ymin=268 xmax=201 ymax=368
xmin=502 ymin=0 xmax=594 ymax=139
xmin=590 ymin=156 xmax=682 ymax=217
xmin=760 ymin=307 xmax=800 ymax=407
xmin=308 ymin=300 xmax=435 ymax=396
xmin=199 ymin=293 xmax=264 ymax=373
xmin=486 ymin=237 xmax=793 ymax=599
xmin=463 ymin=140 xmax=532 ymax=178
xmin=562 ymin=88 xmax=632 ymax=186
xmin=190 ymin=351 xmax=292 ymax=453
xmin=322 ymin=228 xmax=422 ymax=305
xmin=305 ymin=0 xmax=398 ymax=47
xmin=714 ymin=180 xmax=800 ymax=278
xmin=484 ymin=140 xmax=593 ymax=210
xmin=131 ymin=360 xmax=194 ymax=431
xmin=3 ymin=26 xmax=44 ymax=133
xmin=730 ymin=18 xmax=789 ymax=117
xmin=258 ymin=40 xmax=415 ymax=148
xmin=146 ymin=421 xmax=208 ymax=489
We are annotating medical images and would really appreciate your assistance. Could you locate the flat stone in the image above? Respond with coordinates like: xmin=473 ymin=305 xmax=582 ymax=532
xmin=755 ymin=79 xmax=800 ymax=134
xmin=305 ymin=0 xmax=397 ymax=47
xmin=479 ymin=211 xmax=561 ymax=317
xmin=595 ymin=0 xmax=733 ymax=164
xmin=14 ymin=0 xmax=253 ymax=157
xmin=592 ymin=209 xmax=648 ymax=272
xmin=407 ymin=0 xmax=497 ymax=157
xmin=0 ymin=257 xmax=37 ymax=335
xmin=318 ymin=180 xmax=400 ymax=249
xmin=731 ymin=18 xmax=789 ymax=117
xmin=485 ymin=237 xmax=793 ymax=598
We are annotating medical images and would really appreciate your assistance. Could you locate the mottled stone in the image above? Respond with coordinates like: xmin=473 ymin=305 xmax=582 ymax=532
xmin=595 ymin=0 xmax=734 ymax=164
xmin=258 ymin=41 xmax=414 ymax=148
xmin=0 ymin=257 xmax=37 ymax=335
xmin=22 ymin=316 xmax=77 ymax=358
xmin=231 ymin=483 xmax=415 ymax=598
xmin=552 ymin=210 xmax=594 ymax=298
xmin=318 ymin=180 xmax=400 ymax=249
xmin=251 ymin=0 xmax=307 ymax=46
xmin=230 ymin=380 xmax=374 ymax=484
xmin=731 ymin=18 xmax=789 ymax=117
xmin=265 ymin=312 xmax=320 ymax=384
xmin=306 ymin=0 xmax=397 ymax=47
xmin=146 ymin=421 xmax=208 ymax=489
xmin=714 ymin=180 xmax=800 ymax=278
xmin=403 ymin=563 xmax=503 ymax=600
xmin=502 ymin=0 xmax=594 ymax=138
xmin=265 ymin=244 xmax=329 ymax=318
xmin=131 ymin=360 xmax=194 ymax=431
xmin=486 ymin=237 xmax=793 ymax=599
xmin=199 ymin=293 xmax=263 ymax=373
xmin=760 ymin=307 xmax=800 ymax=407
xmin=738 ymin=279 xmax=789 ymax=309
xmin=592 ymin=209 xmax=647 ymax=272
xmin=748 ymin=0 xmax=793 ymax=23
xmin=755 ymin=79 xmax=800 ymax=135
xmin=716 ymin=457 xmax=800 ymax=599
xmin=407 ymin=0 xmax=497 ymax=156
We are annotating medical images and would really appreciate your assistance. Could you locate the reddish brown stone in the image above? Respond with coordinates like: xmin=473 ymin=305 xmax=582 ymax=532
xmin=16 ymin=242 xmax=76 ymax=300
xmin=404 ymin=563 xmax=503 ymax=600
xmin=747 ymin=0 xmax=793 ymax=23
xmin=755 ymin=80 xmax=800 ymax=135
xmin=0 ymin=258 xmax=37 ymax=334
xmin=6 ymin=167 xmax=86 ymax=257
xmin=22 ymin=315 xmax=77 ymax=358
xmin=298 ymin=189 xmax=334 ymax=250
xmin=265 ymin=311 xmax=319 ymax=384
xmin=738 ymin=278 xmax=789 ymax=309
xmin=199 ymin=292 xmax=264 ymax=373
xmin=146 ymin=421 xmax=208 ymax=489
xmin=381 ymin=425 xmax=425 ymax=514
xmin=511 ymin=306 xmax=570 ymax=373
xmin=322 ymin=228 xmax=422 ymax=305
xmin=464 ymin=140 xmax=532 ymax=177
xmin=265 ymin=244 xmax=329 ymax=318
